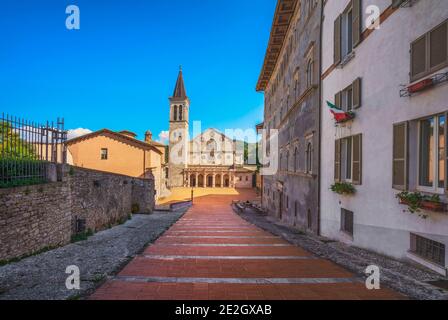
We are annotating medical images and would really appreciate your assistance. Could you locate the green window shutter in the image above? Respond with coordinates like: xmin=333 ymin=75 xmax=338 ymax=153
xmin=335 ymin=91 xmax=342 ymax=109
xmin=352 ymin=134 xmax=362 ymax=185
xmin=334 ymin=15 xmax=342 ymax=65
xmin=352 ymin=0 xmax=362 ymax=48
xmin=352 ymin=78 xmax=362 ymax=109
xmin=392 ymin=122 xmax=408 ymax=190
xmin=335 ymin=139 xmax=341 ymax=182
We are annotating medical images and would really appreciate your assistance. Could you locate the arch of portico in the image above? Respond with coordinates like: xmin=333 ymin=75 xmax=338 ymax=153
xmin=184 ymin=167 xmax=236 ymax=188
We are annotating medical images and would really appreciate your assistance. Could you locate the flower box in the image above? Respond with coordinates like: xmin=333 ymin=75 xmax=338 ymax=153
xmin=421 ymin=200 xmax=445 ymax=212
xmin=397 ymin=191 xmax=446 ymax=214
xmin=407 ymin=78 xmax=434 ymax=94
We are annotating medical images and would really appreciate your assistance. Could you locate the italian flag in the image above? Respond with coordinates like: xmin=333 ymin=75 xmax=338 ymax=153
xmin=327 ymin=101 xmax=350 ymax=122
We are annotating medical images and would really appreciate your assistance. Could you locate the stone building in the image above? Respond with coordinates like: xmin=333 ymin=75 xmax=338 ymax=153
xmin=320 ymin=0 xmax=448 ymax=275
xmin=257 ymin=0 xmax=322 ymax=234
xmin=66 ymin=129 xmax=166 ymax=199
xmin=167 ymin=68 xmax=256 ymax=189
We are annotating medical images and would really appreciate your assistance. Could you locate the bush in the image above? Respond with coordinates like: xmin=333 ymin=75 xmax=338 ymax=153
xmin=71 ymin=229 xmax=94 ymax=243
xmin=131 ymin=203 xmax=140 ymax=214
xmin=0 ymin=158 xmax=47 ymax=188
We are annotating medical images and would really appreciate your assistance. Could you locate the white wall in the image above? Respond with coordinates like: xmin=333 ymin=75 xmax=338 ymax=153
xmin=321 ymin=0 xmax=448 ymax=267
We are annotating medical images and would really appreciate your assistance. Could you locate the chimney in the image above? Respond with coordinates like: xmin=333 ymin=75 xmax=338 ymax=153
xmin=145 ymin=130 xmax=152 ymax=143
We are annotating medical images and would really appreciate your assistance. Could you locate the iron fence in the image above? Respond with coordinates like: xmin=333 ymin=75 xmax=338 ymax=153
xmin=0 ymin=113 xmax=67 ymax=188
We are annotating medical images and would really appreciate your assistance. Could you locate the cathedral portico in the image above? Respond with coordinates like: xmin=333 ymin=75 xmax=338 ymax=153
xmin=184 ymin=166 xmax=236 ymax=188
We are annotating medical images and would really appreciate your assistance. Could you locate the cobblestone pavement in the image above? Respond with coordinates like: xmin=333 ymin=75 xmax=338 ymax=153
xmin=0 ymin=211 xmax=185 ymax=300
xmin=91 ymin=190 xmax=403 ymax=300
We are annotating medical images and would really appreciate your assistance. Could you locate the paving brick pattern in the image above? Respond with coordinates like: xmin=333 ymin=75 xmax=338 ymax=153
xmin=90 ymin=190 xmax=403 ymax=300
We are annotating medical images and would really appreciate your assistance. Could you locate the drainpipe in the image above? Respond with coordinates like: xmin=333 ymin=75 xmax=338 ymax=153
xmin=317 ymin=0 xmax=324 ymax=236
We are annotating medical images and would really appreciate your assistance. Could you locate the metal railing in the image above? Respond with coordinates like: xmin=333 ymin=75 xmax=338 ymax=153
xmin=0 ymin=113 xmax=67 ymax=188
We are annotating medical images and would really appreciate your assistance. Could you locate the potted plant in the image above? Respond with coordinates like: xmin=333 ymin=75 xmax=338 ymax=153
xmin=396 ymin=192 xmax=446 ymax=217
xmin=421 ymin=194 xmax=445 ymax=212
xmin=330 ymin=182 xmax=356 ymax=195
xmin=396 ymin=191 xmax=423 ymax=214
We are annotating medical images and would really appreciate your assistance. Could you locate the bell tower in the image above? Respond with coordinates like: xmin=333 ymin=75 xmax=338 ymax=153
xmin=168 ymin=66 xmax=190 ymax=188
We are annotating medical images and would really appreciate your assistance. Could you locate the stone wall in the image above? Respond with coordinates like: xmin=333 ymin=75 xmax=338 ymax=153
xmin=0 ymin=165 xmax=155 ymax=261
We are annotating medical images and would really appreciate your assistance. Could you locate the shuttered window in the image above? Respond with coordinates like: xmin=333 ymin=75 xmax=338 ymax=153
xmin=352 ymin=0 xmax=361 ymax=48
xmin=352 ymin=134 xmax=362 ymax=185
xmin=335 ymin=78 xmax=362 ymax=111
xmin=411 ymin=36 xmax=427 ymax=80
xmin=430 ymin=22 xmax=448 ymax=69
xmin=335 ymin=91 xmax=342 ymax=110
xmin=335 ymin=139 xmax=341 ymax=182
xmin=392 ymin=122 xmax=408 ymax=190
xmin=411 ymin=20 xmax=448 ymax=81
xmin=335 ymin=134 xmax=362 ymax=185
xmin=334 ymin=0 xmax=362 ymax=65
xmin=352 ymin=78 xmax=361 ymax=109
xmin=334 ymin=15 xmax=342 ymax=65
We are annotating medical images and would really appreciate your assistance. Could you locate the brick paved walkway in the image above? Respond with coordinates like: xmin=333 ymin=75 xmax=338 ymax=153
xmin=90 ymin=190 xmax=403 ymax=300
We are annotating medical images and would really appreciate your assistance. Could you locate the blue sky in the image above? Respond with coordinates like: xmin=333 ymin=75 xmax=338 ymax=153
xmin=0 ymin=0 xmax=274 ymax=143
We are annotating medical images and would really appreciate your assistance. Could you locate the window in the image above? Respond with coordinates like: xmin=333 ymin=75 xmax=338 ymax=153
xmin=334 ymin=0 xmax=361 ymax=65
xmin=306 ymin=59 xmax=314 ymax=88
xmin=173 ymin=105 xmax=178 ymax=121
xmin=335 ymin=78 xmax=362 ymax=111
xmin=179 ymin=105 xmax=183 ymax=121
xmin=411 ymin=20 xmax=448 ymax=81
xmin=341 ymin=137 xmax=352 ymax=181
xmin=342 ymin=6 xmax=353 ymax=58
xmin=286 ymin=151 xmax=290 ymax=171
xmin=418 ymin=115 xmax=446 ymax=192
xmin=306 ymin=142 xmax=313 ymax=173
xmin=393 ymin=122 xmax=408 ymax=190
xmin=341 ymin=209 xmax=354 ymax=236
xmin=410 ymin=233 xmax=446 ymax=267
xmin=293 ymin=69 xmax=300 ymax=102
xmin=335 ymin=134 xmax=362 ymax=184
xmin=100 ymin=148 xmax=108 ymax=160
xmin=294 ymin=147 xmax=298 ymax=172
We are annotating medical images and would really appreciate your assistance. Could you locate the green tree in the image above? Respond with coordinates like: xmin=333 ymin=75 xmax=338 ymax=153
xmin=0 ymin=121 xmax=36 ymax=159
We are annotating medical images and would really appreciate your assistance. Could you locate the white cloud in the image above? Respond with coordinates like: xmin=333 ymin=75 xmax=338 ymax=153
xmin=157 ymin=130 xmax=169 ymax=144
xmin=67 ymin=128 xmax=93 ymax=140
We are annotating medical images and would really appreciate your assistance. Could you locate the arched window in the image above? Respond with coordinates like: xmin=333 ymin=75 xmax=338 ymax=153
xmin=179 ymin=105 xmax=183 ymax=121
xmin=294 ymin=147 xmax=298 ymax=172
xmin=286 ymin=151 xmax=290 ymax=172
xmin=306 ymin=142 xmax=313 ymax=173
xmin=307 ymin=59 xmax=314 ymax=88
xmin=173 ymin=105 xmax=178 ymax=121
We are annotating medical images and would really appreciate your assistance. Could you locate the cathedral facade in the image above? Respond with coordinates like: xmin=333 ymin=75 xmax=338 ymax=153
xmin=167 ymin=68 xmax=256 ymax=189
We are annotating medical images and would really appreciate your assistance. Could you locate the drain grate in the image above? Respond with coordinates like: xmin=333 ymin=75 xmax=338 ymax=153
xmin=427 ymin=280 xmax=448 ymax=291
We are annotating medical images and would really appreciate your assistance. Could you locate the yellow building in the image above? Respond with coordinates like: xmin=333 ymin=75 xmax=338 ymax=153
xmin=66 ymin=129 xmax=166 ymax=198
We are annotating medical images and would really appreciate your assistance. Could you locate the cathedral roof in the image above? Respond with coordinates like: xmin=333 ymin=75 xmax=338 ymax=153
xmin=172 ymin=67 xmax=187 ymax=99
